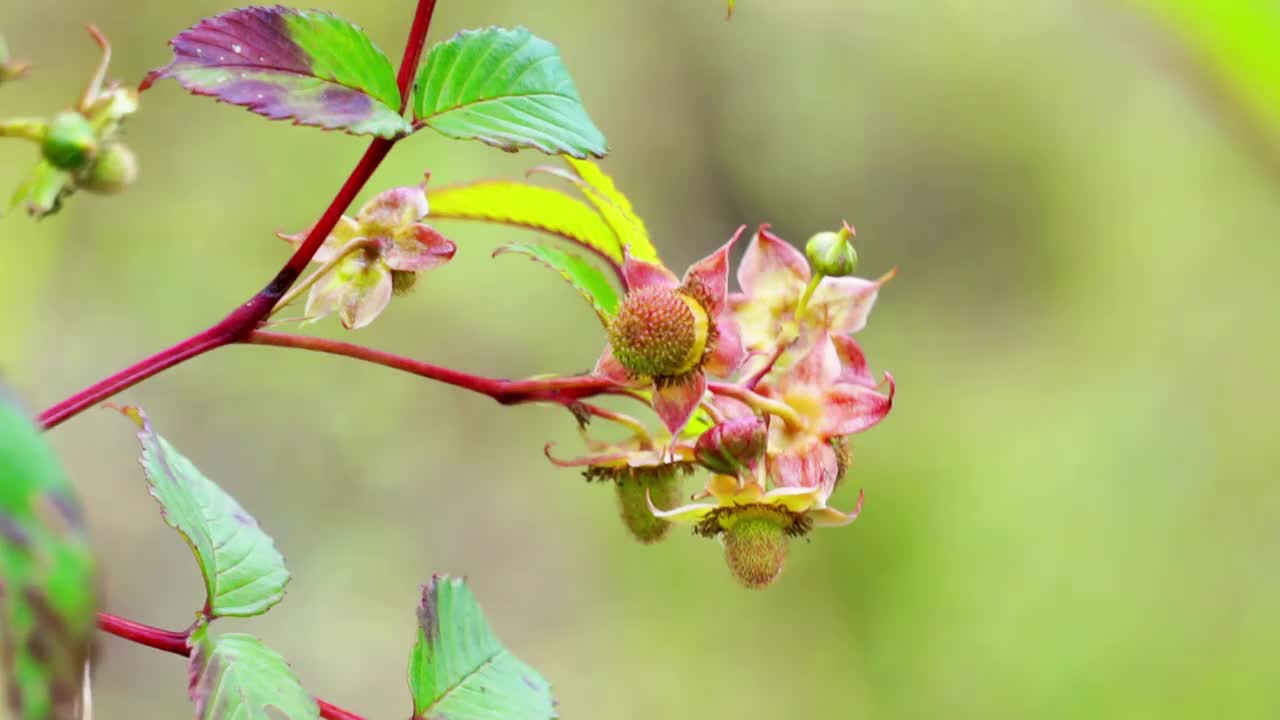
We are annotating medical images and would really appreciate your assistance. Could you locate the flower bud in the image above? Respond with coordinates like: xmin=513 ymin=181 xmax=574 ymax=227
xmin=76 ymin=142 xmax=136 ymax=195
xmin=722 ymin=511 xmax=790 ymax=588
xmin=805 ymin=222 xmax=858 ymax=277
xmin=615 ymin=469 xmax=682 ymax=544
xmin=695 ymin=415 xmax=766 ymax=476
xmin=41 ymin=111 xmax=97 ymax=171
xmin=608 ymin=287 xmax=708 ymax=379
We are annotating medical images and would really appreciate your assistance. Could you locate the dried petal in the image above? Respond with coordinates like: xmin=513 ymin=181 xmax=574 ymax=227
xmin=305 ymin=253 xmax=392 ymax=329
xmin=383 ymin=224 xmax=455 ymax=272
xmin=357 ymin=184 xmax=429 ymax=234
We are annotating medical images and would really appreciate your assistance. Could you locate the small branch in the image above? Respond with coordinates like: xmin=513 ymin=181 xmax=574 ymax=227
xmin=96 ymin=612 xmax=367 ymax=720
xmin=38 ymin=0 xmax=442 ymax=430
xmin=96 ymin=612 xmax=189 ymax=656
xmin=242 ymin=331 xmax=626 ymax=406
xmin=708 ymin=381 xmax=803 ymax=430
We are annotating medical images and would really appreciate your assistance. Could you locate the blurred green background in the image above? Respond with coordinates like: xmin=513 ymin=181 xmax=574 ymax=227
xmin=3 ymin=0 xmax=1280 ymax=717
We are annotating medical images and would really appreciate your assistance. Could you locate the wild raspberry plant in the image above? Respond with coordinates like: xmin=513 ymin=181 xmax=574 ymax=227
xmin=0 ymin=2 xmax=894 ymax=717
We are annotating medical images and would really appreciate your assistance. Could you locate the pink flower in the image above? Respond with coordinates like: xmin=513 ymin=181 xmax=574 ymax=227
xmin=730 ymin=225 xmax=892 ymax=366
xmin=595 ymin=230 xmax=747 ymax=433
xmin=760 ymin=332 xmax=894 ymax=497
xmin=280 ymin=180 xmax=455 ymax=329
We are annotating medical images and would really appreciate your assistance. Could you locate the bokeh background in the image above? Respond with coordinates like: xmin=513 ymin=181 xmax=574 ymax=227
xmin=3 ymin=0 xmax=1279 ymax=717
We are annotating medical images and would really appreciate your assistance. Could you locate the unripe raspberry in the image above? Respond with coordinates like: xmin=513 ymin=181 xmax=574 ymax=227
xmin=42 ymin=111 xmax=97 ymax=171
xmin=614 ymin=469 xmax=682 ymax=544
xmin=722 ymin=511 xmax=790 ymax=589
xmin=391 ymin=269 xmax=418 ymax=295
xmin=608 ymin=287 xmax=708 ymax=379
xmin=77 ymin=142 xmax=136 ymax=195
xmin=695 ymin=416 xmax=766 ymax=476
xmin=805 ymin=223 xmax=858 ymax=277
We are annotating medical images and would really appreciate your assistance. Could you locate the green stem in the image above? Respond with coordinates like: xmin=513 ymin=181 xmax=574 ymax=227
xmin=707 ymin=382 xmax=804 ymax=430
xmin=0 ymin=117 xmax=46 ymax=142
xmin=794 ymin=273 xmax=824 ymax=320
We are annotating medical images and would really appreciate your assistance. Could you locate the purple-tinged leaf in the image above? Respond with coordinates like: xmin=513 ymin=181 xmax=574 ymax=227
xmin=143 ymin=6 xmax=410 ymax=137
xmin=187 ymin=626 xmax=319 ymax=720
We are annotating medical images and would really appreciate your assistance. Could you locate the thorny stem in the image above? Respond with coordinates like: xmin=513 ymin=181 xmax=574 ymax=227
xmin=96 ymin=613 xmax=367 ymax=720
xmin=243 ymin=331 xmax=626 ymax=406
xmin=708 ymin=381 xmax=804 ymax=430
xmin=268 ymin=236 xmax=382 ymax=319
xmin=38 ymin=0 xmax=439 ymax=430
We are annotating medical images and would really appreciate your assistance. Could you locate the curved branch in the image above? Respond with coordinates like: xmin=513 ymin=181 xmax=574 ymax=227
xmin=242 ymin=330 xmax=627 ymax=406
xmin=39 ymin=0 xmax=441 ymax=430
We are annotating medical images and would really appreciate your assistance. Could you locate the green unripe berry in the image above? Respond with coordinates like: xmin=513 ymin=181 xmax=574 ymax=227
xmin=722 ymin=513 xmax=790 ymax=589
xmin=805 ymin=225 xmax=858 ymax=277
xmin=42 ymin=111 xmax=98 ymax=171
xmin=614 ymin=469 xmax=681 ymax=544
xmin=76 ymin=142 xmax=136 ymax=195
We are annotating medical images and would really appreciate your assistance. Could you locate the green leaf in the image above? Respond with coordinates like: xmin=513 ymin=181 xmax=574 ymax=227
xmin=534 ymin=157 xmax=660 ymax=264
xmin=7 ymin=162 xmax=72 ymax=219
xmin=142 ymin=7 xmax=410 ymax=137
xmin=122 ymin=407 xmax=288 ymax=618
xmin=427 ymin=181 xmax=623 ymax=266
xmin=0 ymin=388 xmax=95 ymax=719
xmin=1120 ymin=0 xmax=1280 ymax=161
xmin=494 ymin=242 xmax=621 ymax=322
xmin=409 ymin=576 xmax=557 ymax=720
xmin=188 ymin=626 xmax=319 ymax=720
xmin=412 ymin=27 xmax=607 ymax=157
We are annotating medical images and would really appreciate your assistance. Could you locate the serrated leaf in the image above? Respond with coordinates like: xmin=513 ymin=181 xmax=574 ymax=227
xmin=409 ymin=576 xmax=557 ymax=720
xmin=143 ymin=6 xmax=410 ymax=137
xmin=1121 ymin=0 xmax=1280 ymax=158
xmin=122 ymin=407 xmax=288 ymax=618
xmin=534 ymin=158 xmax=660 ymax=265
xmin=427 ymin=181 xmax=623 ymax=267
xmin=8 ymin=162 xmax=72 ymax=219
xmin=0 ymin=388 xmax=95 ymax=720
xmin=412 ymin=26 xmax=606 ymax=157
xmin=495 ymin=242 xmax=621 ymax=322
xmin=188 ymin=627 xmax=319 ymax=720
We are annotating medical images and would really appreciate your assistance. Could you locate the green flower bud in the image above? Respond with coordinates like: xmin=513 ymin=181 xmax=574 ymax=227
xmin=615 ymin=469 xmax=682 ymax=544
xmin=41 ymin=111 xmax=97 ymax=171
xmin=805 ymin=223 xmax=858 ymax=277
xmin=76 ymin=142 xmax=136 ymax=195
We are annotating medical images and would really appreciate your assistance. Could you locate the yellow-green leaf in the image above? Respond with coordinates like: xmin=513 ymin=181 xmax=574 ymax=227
xmin=535 ymin=158 xmax=660 ymax=264
xmin=428 ymin=181 xmax=624 ymax=271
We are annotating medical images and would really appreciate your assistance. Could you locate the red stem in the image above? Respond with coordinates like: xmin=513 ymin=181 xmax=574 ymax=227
xmin=38 ymin=0 xmax=440 ymax=431
xmin=96 ymin=611 xmax=189 ymax=656
xmin=96 ymin=612 xmax=367 ymax=720
xmin=243 ymin=330 xmax=625 ymax=405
